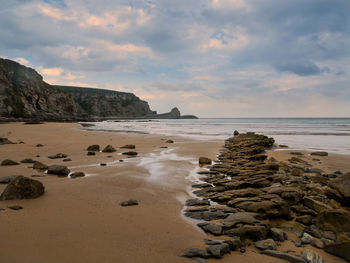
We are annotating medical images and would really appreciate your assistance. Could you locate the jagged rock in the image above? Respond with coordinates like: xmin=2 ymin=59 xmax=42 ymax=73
xmin=302 ymin=250 xmax=324 ymax=263
xmin=316 ymin=209 xmax=350 ymax=233
xmin=87 ymin=144 xmax=100 ymax=151
xmin=0 ymin=175 xmax=17 ymax=184
xmin=47 ymin=165 xmax=70 ymax=176
xmin=87 ymin=151 xmax=96 ymax=156
xmin=1 ymin=159 xmax=19 ymax=166
xmin=270 ymin=228 xmax=288 ymax=241
xmin=70 ymin=172 xmax=85 ymax=178
xmin=199 ymin=157 xmax=212 ymax=165
xmin=303 ymin=197 xmax=332 ymax=213
xmin=120 ymin=144 xmax=135 ymax=149
xmin=236 ymin=200 xmax=289 ymax=219
xmin=0 ymin=137 xmax=14 ymax=145
xmin=20 ymin=158 xmax=36 ymax=163
xmin=48 ymin=153 xmax=68 ymax=159
xmin=301 ymin=233 xmax=313 ymax=244
xmin=183 ymin=248 xmax=210 ymax=258
xmin=33 ymin=161 xmax=48 ymax=170
xmin=122 ymin=151 xmax=138 ymax=156
xmin=224 ymin=237 xmax=242 ymax=251
xmin=225 ymin=225 xmax=267 ymax=241
xmin=310 ymin=152 xmax=328 ymax=156
xmin=8 ymin=205 xmax=23 ymax=210
xmin=255 ymin=239 xmax=277 ymax=250
xmin=198 ymin=223 xmax=223 ymax=236
xmin=120 ymin=200 xmax=138 ymax=206
xmin=102 ymin=145 xmax=116 ymax=153
xmin=0 ymin=176 xmax=44 ymax=200
xmin=261 ymin=250 xmax=306 ymax=263
xmin=185 ymin=198 xmax=210 ymax=206
xmin=206 ymin=243 xmax=230 ymax=258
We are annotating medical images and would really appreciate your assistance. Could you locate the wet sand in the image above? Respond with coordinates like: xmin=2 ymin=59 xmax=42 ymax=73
xmin=0 ymin=123 xmax=349 ymax=263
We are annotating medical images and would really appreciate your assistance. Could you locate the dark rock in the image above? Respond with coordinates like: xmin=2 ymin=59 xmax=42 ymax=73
xmin=33 ymin=161 xmax=48 ymax=170
xmin=197 ymin=223 xmax=223 ymax=236
xmin=296 ymin=215 xmax=312 ymax=225
xmin=48 ymin=153 xmax=68 ymax=159
xmin=290 ymin=152 xmax=304 ymax=156
xmin=206 ymin=243 xmax=230 ymax=258
xmin=254 ymin=239 xmax=277 ymax=250
xmin=0 ymin=137 xmax=14 ymax=145
xmin=102 ymin=145 xmax=116 ymax=152
xmin=310 ymin=152 xmax=328 ymax=157
xmin=199 ymin=157 xmax=212 ymax=165
xmin=224 ymin=237 xmax=242 ymax=251
xmin=47 ymin=165 xmax=70 ymax=176
xmin=8 ymin=205 xmax=23 ymax=210
xmin=120 ymin=144 xmax=136 ymax=149
xmin=166 ymin=140 xmax=174 ymax=143
xmin=324 ymin=241 xmax=350 ymax=262
xmin=222 ymin=212 xmax=260 ymax=228
xmin=183 ymin=248 xmax=210 ymax=258
xmin=1 ymin=159 xmax=19 ymax=166
xmin=70 ymin=172 xmax=85 ymax=178
xmin=185 ymin=198 xmax=210 ymax=206
xmin=261 ymin=250 xmax=306 ymax=263
xmin=62 ymin=158 xmax=72 ymax=162
xmin=225 ymin=225 xmax=267 ymax=241
xmin=0 ymin=175 xmax=17 ymax=184
xmin=233 ymin=130 xmax=239 ymax=136
xmin=0 ymin=176 xmax=44 ymax=200
xmin=270 ymin=228 xmax=288 ymax=241
xmin=87 ymin=144 xmax=100 ymax=151
xmin=303 ymin=197 xmax=332 ymax=213
xmin=36 ymin=144 xmax=44 ymax=147
xmin=120 ymin=200 xmax=138 ymax=206
xmin=100 ymin=163 xmax=107 ymax=166
xmin=122 ymin=151 xmax=138 ymax=156
xmin=20 ymin=158 xmax=36 ymax=163
xmin=330 ymin=172 xmax=350 ymax=205
xmin=317 ymin=209 xmax=350 ymax=233
xmin=87 ymin=151 xmax=96 ymax=156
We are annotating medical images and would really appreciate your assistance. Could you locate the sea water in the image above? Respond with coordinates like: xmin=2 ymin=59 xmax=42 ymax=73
xmin=82 ymin=118 xmax=350 ymax=155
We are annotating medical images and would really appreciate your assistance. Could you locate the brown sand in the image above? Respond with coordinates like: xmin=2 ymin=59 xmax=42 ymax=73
xmin=0 ymin=123 xmax=348 ymax=263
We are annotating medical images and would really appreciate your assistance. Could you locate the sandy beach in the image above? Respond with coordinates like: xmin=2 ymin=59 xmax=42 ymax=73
xmin=0 ymin=123 xmax=349 ymax=263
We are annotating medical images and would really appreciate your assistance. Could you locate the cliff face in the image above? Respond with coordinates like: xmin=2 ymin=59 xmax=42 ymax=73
xmin=0 ymin=58 xmax=153 ymax=120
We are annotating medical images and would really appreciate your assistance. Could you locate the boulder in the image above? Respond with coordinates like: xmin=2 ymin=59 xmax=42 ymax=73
xmin=47 ymin=165 xmax=70 ymax=176
xmin=199 ymin=157 xmax=212 ymax=165
xmin=102 ymin=145 xmax=116 ymax=153
xmin=0 ymin=176 xmax=44 ymax=200
xmin=310 ymin=152 xmax=328 ymax=157
xmin=20 ymin=158 xmax=36 ymax=163
xmin=255 ymin=239 xmax=277 ymax=250
xmin=120 ymin=144 xmax=136 ymax=149
xmin=33 ymin=161 xmax=48 ymax=170
xmin=0 ymin=175 xmax=18 ymax=184
xmin=206 ymin=243 xmax=230 ymax=258
xmin=1 ymin=159 xmax=19 ymax=166
xmin=87 ymin=144 xmax=100 ymax=151
xmin=120 ymin=200 xmax=138 ymax=206
xmin=302 ymin=249 xmax=324 ymax=263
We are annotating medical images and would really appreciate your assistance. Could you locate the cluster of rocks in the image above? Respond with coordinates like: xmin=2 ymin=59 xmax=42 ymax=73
xmin=184 ymin=132 xmax=350 ymax=262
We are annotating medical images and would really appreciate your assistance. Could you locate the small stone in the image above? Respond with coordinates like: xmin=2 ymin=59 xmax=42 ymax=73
xmin=48 ymin=153 xmax=68 ymax=159
xmin=87 ymin=151 xmax=96 ymax=156
xmin=301 ymin=233 xmax=313 ymax=244
xmin=122 ymin=151 xmax=138 ymax=156
xmin=119 ymin=160 xmax=124 ymax=162
xmin=100 ymin=163 xmax=107 ymax=166
xmin=120 ymin=144 xmax=136 ymax=149
xmin=302 ymin=249 xmax=324 ymax=263
xmin=310 ymin=152 xmax=328 ymax=157
xmin=8 ymin=205 xmax=23 ymax=210
xmin=63 ymin=158 xmax=72 ymax=162
xmin=255 ymin=239 xmax=277 ymax=250
xmin=102 ymin=145 xmax=116 ymax=153
xmin=166 ymin=140 xmax=174 ymax=143
xmin=199 ymin=157 xmax=212 ymax=165
xmin=36 ymin=144 xmax=44 ymax=147
xmin=1 ymin=159 xmax=19 ymax=166
xmin=120 ymin=200 xmax=138 ymax=206
xmin=206 ymin=243 xmax=230 ymax=258
xmin=33 ymin=161 xmax=48 ymax=170
xmin=70 ymin=172 xmax=85 ymax=178
xmin=270 ymin=228 xmax=288 ymax=241
xmin=20 ymin=158 xmax=36 ymax=163
xmin=87 ymin=144 xmax=100 ymax=151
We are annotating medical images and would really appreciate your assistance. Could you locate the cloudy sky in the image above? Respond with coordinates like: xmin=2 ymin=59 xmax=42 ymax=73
xmin=1 ymin=0 xmax=349 ymax=117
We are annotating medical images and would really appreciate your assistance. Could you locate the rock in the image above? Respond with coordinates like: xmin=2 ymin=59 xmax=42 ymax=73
xmin=0 ymin=176 xmax=44 ymax=200
xmin=48 ymin=153 xmax=68 ymax=159
xmin=100 ymin=163 xmax=107 ymax=166
xmin=225 ymin=225 xmax=267 ymax=241
xmin=199 ymin=157 xmax=212 ymax=165
xmin=185 ymin=198 xmax=210 ymax=206
xmin=166 ymin=140 xmax=174 ymax=143
xmin=198 ymin=223 xmax=223 ymax=236
xmin=122 ymin=151 xmax=138 ymax=156
xmin=63 ymin=158 xmax=71 ymax=162
xmin=270 ymin=228 xmax=288 ymax=241
xmin=1 ymin=159 xmax=19 ymax=166
xmin=255 ymin=239 xmax=277 ymax=250
xmin=310 ymin=152 xmax=328 ymax=157
xmin=316 ymin=209 xmax=350 ymax=233
xmin=324 ymin=241 xmax=350 ymax=262
xmin=31 ymin=174 xmax=46 ymax=178
xmin=120 ymin=200 xmax=139 ymax=206
xmin=206 ymin=243 xmax=230 ymax=258
xmin=302 ymin=249 xmax=324 ymax=263
xmin=87 ymin=144 xmax=100 ymax=151
xmin=196 ymin=258 xmax=208 ymax=263
xmin=47 ymin=165 xmax=70 ymax=176
xmin=303 ymin=197 xmax=332 ymax=213
xmin=0 ymin=175 xmax=17 ymax=184
xmin=0 ymin=137 xmax=14 ymax=145
xmin=70 ymin=172 xmax=85 ymax=178
xmin=33 ymin=161 xmax=48 ymax=170
xmin=330 ymin=172 xmax=350 ymax=205
xmin=8 ymin=205 xmax=23 ymax=210
xmin=301 ymin=233 xmax=313 ymax=244
xmin=233 ymin=130 xmax=239 ymax=136
xmin=102 ymin=145 xmax=116 ymax=153
xmin=296 ymin=215 xmax=313 ymax=225
xmin=36 ymin=144 xmax=44 ymax=147
xmin=261 ymin=250 xmax=306 ymax=263
xmin=291 ymin=152 xmax=304 ymax=156
xmin=222 ymin=212 xmax=260 ymax=228
xmin=291 ymin=169 xmax=303 ymax=176
xmin=279 ymin=144 xmax=289 ymax=148
xmin=20 ymin=158 xmax=36 ymax=163
xmin=225 ymin=237 xmax=242 ymax=251
xmin=182 ymin=248 xmax=210 ymax=258
xmin=87 ymin=151 xmax=96 ymax=156
xmin=120 ymin=144 xmax=136 ymax=149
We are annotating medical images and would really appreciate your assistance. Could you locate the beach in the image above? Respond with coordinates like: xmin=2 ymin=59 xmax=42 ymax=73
xmin=1 ymin=122 xmax=349 ymax=263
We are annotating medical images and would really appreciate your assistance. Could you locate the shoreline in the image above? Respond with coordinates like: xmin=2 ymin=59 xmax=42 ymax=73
xmin=0 ymin=123 xmax=349 ymax=263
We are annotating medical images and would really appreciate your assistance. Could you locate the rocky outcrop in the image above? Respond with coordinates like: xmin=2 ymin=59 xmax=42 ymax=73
xmin=145 ymin=107 xmax=198 ymax=119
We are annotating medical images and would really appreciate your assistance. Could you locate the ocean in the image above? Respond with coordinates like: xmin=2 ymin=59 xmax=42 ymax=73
xmin=81 ymin=118 xmax=350 ymax=155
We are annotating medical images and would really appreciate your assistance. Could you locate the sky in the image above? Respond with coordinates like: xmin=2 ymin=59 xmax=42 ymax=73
xmin=0 ymin=0 xmax=349 ymax=117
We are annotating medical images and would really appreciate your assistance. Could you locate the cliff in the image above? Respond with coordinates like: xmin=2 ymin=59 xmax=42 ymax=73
xmin=0 ymin=58 xmax=153 ymax=121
